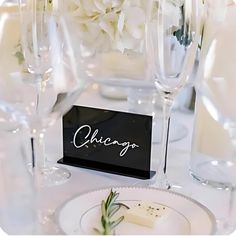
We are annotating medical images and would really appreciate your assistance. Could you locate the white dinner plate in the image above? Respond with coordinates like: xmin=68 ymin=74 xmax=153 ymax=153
xmin=56 ymin=187 xmax=216 ymax=235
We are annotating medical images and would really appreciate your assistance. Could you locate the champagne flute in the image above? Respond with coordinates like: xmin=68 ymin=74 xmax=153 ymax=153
xmin=0 ymin=2 xmax=87 ymax=187
xmin=18 ymin=0 xmax=71 ymax=186
xmin=146 ymin=0 xmax=201 ymax=189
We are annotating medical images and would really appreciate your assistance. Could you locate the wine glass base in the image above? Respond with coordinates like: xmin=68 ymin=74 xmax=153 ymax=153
xmin=190 ymin=170 xmax=232 ymax=190
xmin=37 ymin=209 xmax=64 ymax=234
xmin=132 ymin=176 xmax=191 ymax=196
xmin=31 ymin=165 xmax=71 ymax=188
xmin=216 ymin=218 xmax=236 ymax=235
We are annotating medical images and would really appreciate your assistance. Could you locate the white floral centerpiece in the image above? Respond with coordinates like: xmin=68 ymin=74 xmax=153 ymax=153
xmin=59 ymin=0 xmax=184 ymax=97
xmin=62 ymin=0 xmax=185 ymax=83
xmin=62 ymin=0 xmax=148 ymax=85
xmin=64 ymin=0 xmax=147 ymax=53
xmin=13 ymin=0 xmax=187 ymax=62
xmin=65 ymin=0 xmax=185 ymax=51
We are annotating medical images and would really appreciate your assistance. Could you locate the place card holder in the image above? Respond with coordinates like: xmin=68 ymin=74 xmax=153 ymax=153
xmin=58 ymin=105 xmax=155 ymax=179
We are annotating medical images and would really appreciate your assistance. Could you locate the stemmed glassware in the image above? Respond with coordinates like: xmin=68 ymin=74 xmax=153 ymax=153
xmin=146 ymin=0 xmax=201 ymax=189
xmin=0 ymin=1 xmax=87 ymax=187
xmin=195 ymin=0 xmax=236 ymax=233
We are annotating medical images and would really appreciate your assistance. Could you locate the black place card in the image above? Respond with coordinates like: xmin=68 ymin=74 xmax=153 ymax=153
xmin=58 ymin=105 xmax=154 ymax=179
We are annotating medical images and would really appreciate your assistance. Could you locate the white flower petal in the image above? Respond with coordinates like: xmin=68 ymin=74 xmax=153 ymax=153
xmin=94 ymin=32 xmax=112 ymax=51
xmin=64 ymin=1 xmax=79 ymax=11
xmin=117 ymin=31 xmax=142 ymax=51
xmin=111 ymin=0 xmax=123 ymax=8
xmin=125 ymin=7 xmax=145 ymax=39
xmin=164 ymin=2 xmax=182 ymax=28
xmin=102 ymin=0 xmax=112 ymax=8
xmin=117 ymin=11 xmax=125 ymax=33
xmin=80 ymin=0 xmax=97 ymax=16
xmin=99 ymin=20 xmax=116 ymax=40
xmin=103 ymin=11 xmax=118 ymax=21
xmin=68 ymin=0 xmax=148 ymax=53
xmin=93 ymin=0 xmax=107 ymax=14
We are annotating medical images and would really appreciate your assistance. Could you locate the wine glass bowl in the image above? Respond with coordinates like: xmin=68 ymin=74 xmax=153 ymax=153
xmin=20 ymin=12 xmax=51 ymax=75
xmin=147 ymin=0 xmax=200 ymax=96
xmin=193 ymin=0 xmax=236 ymax=232
xmin=194 ymin=0 xmax=236 ymax=186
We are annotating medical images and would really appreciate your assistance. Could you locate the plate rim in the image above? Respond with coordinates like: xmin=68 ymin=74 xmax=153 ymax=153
xmin=55 ymin=186 xmax=217 ymax=235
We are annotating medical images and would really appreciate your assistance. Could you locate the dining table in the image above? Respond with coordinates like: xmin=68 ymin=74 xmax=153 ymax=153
xmin=0 ymin=83 xmax=235 ymax=235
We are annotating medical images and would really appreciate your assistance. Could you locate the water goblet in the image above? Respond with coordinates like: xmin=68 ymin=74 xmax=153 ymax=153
xmin=195 ymin=0 xmax=236 ymax=232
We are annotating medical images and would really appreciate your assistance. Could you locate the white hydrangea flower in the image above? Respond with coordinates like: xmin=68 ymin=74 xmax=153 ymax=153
xmin=164 ymin=0 xmax=183 ymax=30
xmin=65 ymin=0 xmax=146 ymax=52
xmin=65 ymin=0 xmax=184 ymax=53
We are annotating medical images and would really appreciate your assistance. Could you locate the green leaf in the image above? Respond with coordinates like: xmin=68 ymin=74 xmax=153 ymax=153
xmin=116 ymin=202 xmax=130 ymax=209
xmin=101 ymin=200 xmax=107 ymax=217
xmin=107 ymin=193 xmax=119 ymax=211
xmin=14 ymin=51 xmax=25 ymax=65
xmin=103 ymin=219 xmax=112 ymax=235
xmin=172 ymin=5 xmax=193 ymax=47
xmin=110 ymin=216 xmax=125 ymax=230
xmin=95 ymin=189 xmax=129 ymax=235
xmin=105 ymin=190 xmax=113 ymax=209
xmin=101 ymin=215 xmax=108 ymax=228
xmin=108 ymin=205 xmax=120 ymax=218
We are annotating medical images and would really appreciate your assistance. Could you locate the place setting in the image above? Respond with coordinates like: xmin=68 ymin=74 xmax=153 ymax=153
xmin=0 ymin=0 xmax=236 ymax=235
xmin=56 ymin=187 xmax=216 ymax=235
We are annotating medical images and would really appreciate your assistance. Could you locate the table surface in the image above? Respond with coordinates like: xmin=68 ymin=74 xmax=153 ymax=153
xmin=0 ymin=84 xmax=235 ymax=235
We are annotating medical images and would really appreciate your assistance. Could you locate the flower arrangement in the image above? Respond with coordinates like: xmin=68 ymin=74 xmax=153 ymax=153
xmin=64 ymin=0 xmax=147 ymax=53
xmin=58 ymin=0 xmax=186 ymax=81
xmin=64 ymin=0 xmax=184 ymax=53
xmin=15 ymin=0 xmax=185 ymax=56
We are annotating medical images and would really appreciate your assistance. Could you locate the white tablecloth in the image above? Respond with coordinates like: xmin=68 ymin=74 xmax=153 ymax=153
xmin=0 ymin=84 xmax=235 ymax=235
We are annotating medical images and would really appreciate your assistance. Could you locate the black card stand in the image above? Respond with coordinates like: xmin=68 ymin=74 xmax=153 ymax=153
xmin=58 ymin=157 xmax=155 ymax=179
xmin=58 ymin=105 xmax=155 ymax=179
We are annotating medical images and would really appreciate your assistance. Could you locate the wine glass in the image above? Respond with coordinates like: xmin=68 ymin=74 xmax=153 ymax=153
xmin=146 ymin=0 xmax=201 ymax=189
xmin=195 ymin=0 xmax=236 ymax=233
xmin=0 ymin=3 xmax=87 ymax=187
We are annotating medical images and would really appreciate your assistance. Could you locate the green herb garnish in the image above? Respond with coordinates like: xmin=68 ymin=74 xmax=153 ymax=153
xmin=94 ymin=189 xmax=129 ymax=235
xmin=14 ymin=42 xmax=24 ymax=65
xmin=173 ymin=5 xmax=195 ymax=47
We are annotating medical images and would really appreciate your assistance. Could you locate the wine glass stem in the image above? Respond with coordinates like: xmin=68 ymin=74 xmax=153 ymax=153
xmin=155 ymin=98 xmax=173 ymax=189
xmin=227 ymin=126 xmax=236 ymax=230
xmin=30 ymin=130 xmax=46 ymax=174
xmin=30 ymin=73 xmax=47 ymax=173
xmin=29 ymin=130 xmax=54 ymax=233
xmin=228 ymin=186 xmax=236 ymax=231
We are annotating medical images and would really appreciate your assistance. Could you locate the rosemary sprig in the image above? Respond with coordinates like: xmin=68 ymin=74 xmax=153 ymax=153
xmin=94 ymin=189 xmax=129 ymax=235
